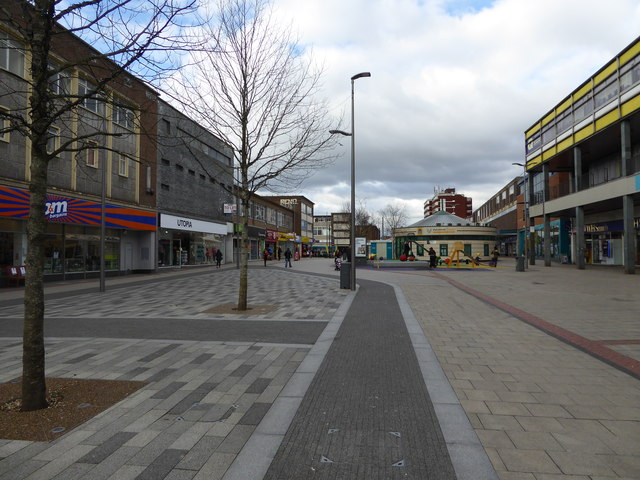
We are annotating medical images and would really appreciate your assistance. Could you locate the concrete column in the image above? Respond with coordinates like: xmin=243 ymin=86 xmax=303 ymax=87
xmin=542 ymin=164 xmax=550 ymax=266
xmin=544 ymin=213 xmax=551 ymax=266
xmin=573 ymin=146 xmax=582 ymax=192
xmin=575 ymin=206 xmax=585 ymax=269
xmin=623 ymin=195 xmax=635 ymax=274
xmin=528 ymin=173 xmax=535 ymax=265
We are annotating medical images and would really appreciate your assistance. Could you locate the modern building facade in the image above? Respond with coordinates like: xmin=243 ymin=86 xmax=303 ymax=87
xmin=524 ymin=36 xmax=640 ymax=272
xmin=424 ymin=188 xmax=472 ymax=219
xmin=312 ymin=214 xmax=332 ymax=256
xmin=156 ymin=101 xmax=234 ymax=268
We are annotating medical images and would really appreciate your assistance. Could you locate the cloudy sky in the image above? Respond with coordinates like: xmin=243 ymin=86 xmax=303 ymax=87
xmin=267 ymin=0 xmax=640 ymax=224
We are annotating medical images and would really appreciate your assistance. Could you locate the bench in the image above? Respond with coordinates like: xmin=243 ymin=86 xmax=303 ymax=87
xmin=7 ymin=266 xmax=26 ymax=287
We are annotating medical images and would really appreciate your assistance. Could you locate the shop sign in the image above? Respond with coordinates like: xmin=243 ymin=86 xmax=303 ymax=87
xmin=278 ymin=232 xmax=294 ymax=240
xmin=224 ymin=203 xmax=237 ymax=214
xmin=265 ymin=230 xmax=279 ymax=241
xmin=160 ymin=213 xmax=226 ymax=234
xmin=280 ymin=198 xmax=298 ymax=206
xmin=0 ymin=185 xmax=156 ymax=231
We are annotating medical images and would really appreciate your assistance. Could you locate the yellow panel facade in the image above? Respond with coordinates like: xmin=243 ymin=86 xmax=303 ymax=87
xmin=620 ymin=40 xmax=640 ymax=66
xmin=574 ymin=124 xmax=594 ymax=143
xmin=595 ymin=109 xmax=620 ymax=130
xmin=621 ymin=94 xmax=640 ymax=117
xmin=594 ymin=62 xmax=617 ymax=86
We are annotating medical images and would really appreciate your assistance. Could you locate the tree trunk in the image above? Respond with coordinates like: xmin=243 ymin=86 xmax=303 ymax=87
xmin=22 ymin=152 xmax=48 ymax=411
xmin=237 ymin=192 xmax=250 ymax=311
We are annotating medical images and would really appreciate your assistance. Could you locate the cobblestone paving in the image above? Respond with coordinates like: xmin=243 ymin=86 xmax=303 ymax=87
xmin=402 ymin=278 xmax=640 ymax=480
xmin=0 ymin=269 xmax=345 ymax=320
xmin=0 ymin=338 xmax=310 ymax=480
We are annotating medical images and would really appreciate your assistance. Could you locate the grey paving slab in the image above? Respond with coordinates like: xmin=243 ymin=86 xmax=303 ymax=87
xmin=260 ymin=279 xmax=458 ymax=480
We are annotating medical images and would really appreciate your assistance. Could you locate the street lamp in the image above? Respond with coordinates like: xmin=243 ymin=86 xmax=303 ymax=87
xmin=512 ymin=162 xmax=528 ymax=268
xmin=329 ymin=70 xmax=370 ymax=291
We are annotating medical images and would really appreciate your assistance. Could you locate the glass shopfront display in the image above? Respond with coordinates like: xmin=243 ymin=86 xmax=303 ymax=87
xmin=158 ymin=213 xmax=227 ymax=267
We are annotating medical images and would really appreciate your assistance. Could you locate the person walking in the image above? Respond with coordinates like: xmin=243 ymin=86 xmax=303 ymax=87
xmin=428 ymin=247 xmax=437 ymax=268
xmin=263 ymin=248 xmax=269 ymax=267
xmin=277 ymin=247 xmax=282 ymax=261
xmin=215 ymin=249 xmax=223 ymax=268
xmin=491 ymin=246 xmax=499 ymax=267
xmin=284 ymin=247 xmax=292 ymax=268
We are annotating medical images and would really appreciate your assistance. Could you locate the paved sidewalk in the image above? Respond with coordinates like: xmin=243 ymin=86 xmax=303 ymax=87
xmin=0 ymin=258 xmax=638 ymax=479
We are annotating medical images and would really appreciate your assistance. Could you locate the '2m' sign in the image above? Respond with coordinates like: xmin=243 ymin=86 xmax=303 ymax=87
xmin=45 ymin=200 xmax=68 ymax=219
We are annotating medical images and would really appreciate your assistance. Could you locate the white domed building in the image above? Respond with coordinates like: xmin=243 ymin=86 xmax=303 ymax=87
xmin=392 ymin=211 xmax=497 ymax=263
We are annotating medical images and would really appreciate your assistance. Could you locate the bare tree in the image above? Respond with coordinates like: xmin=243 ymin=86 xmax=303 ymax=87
xmin=340 ymin=198 xmax=373 ymax=226
xmin=166 ymin=0 xmax=338 ymax=310
xmin=0 ymin=0 xmax=195 ymax=411
xmin=380 ymin=202 xmax=408 ymax=237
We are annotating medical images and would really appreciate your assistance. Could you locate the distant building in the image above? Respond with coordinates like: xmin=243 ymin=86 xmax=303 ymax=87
xmin=312 ymin=215 xmax=332 ymax=256
xmin=394 ymin=211 xmax=496 ymax=261
xmin=424 ymin=188 xmax=472 ymax=219
xmin=472 ymin=177 xmax=523 ymax=256
xmin=261 ymin=196 xmax=314 ymax=257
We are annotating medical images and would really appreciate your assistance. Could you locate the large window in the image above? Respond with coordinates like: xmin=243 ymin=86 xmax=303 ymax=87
xmin=0 ymin=32 xmax=25 ymax=77
xmin=0 ymin=107 xmax=9 ymax=142
xmin=594 ymin=75 xmax=618 ymax=110
xmin=620 ymin=54 xmax=640 ymax=93
xmin=78 ymin=78 xmax=105 ymax=115
xmin=48 ymin=62 xmax=70 ymax=95
xmin=113 ymin=104 xmax=134 ymax=129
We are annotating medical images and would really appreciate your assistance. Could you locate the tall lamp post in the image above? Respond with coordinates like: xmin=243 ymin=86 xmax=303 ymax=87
xmin=329 ymin=70 xmax=370 ymax=291
xmin=512 ymin=162 xmax=528 ymax=268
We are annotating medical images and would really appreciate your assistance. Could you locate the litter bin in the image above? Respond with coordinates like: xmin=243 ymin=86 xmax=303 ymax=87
xmin=515 ymin=256 xmax=525 ymax=272
xmin=340 ymin=262 xmax=351 ymax=289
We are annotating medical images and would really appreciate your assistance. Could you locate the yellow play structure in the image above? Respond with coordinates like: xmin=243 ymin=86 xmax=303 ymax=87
xmin=445 ymin=241 xmax=480 ymax=268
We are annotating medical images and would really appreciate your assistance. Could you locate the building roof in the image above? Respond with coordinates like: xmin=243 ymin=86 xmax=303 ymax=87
xmin=407 ymin=210 xmax=473 ymax=228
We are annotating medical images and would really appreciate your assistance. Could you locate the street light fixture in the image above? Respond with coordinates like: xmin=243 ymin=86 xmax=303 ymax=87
xmin=329 ymin=71 xmax=370 ymax=291
xmin=513 ymin=162 xmax=528 ymax=268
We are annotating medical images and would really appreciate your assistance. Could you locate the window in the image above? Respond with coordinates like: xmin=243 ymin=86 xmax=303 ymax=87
xmin=85 ymin=141 xmax=99 ymax=167
xmin=161 ymin=158 xmax=170 ymax=166
xmin=0 ymin=32 xmax=25 ymax=77
xmin=46 ymin=127 xmax=60 ymax=155
xmin=439 ymin=244 xmax=448 ymax=257
xmin=112 ymin=104 xmax=134 ymax=129
xmin=176 ymin=164 xmax=184 ymax=171
xmin=78 ymin=78 xmax=105 ymax=115
xmin=0 ymin=107 xmax=9 ymax=142
xmin=48 ymin=62 xmax=70 ymax=95
xmin=162 ymin=119 xmax=171 ymax=134
xmin=573 ymin=93 xmax=593 ymax=123
xmin=594 ymin=75 xmax=618 ymax=109
xmin=118 ymin=154 xmax=128 ymax=177
xmin=620 ymin=54 xmax=640 ymax=93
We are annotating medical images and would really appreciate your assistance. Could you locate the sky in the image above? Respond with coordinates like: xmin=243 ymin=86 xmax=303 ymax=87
xmin=267 ymin=0 xmax=640 ymax=225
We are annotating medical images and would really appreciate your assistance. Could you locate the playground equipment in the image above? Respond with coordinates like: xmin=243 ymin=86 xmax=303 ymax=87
xmin=445 ymin=242 xmax=480 ymax=268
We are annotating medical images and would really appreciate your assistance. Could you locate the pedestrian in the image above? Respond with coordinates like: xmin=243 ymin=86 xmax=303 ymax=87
xmin=215 ymin=249 xmax=223 ymax=268
xmin=491 ymin=246 xmax=499 ymax=267
xmin=277 ymin=247 xmax=282 ymax=261
xmin=284 ymin=247 xmax=292 ymax=268
xmin=428 ymin=247 xmax=437 ymax=268
xmin=263 ymin=248 xmax=269 ymax=267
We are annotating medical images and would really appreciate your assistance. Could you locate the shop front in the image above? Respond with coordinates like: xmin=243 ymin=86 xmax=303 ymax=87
xmin=578 ymin=218 xmax=639 ymax=266
xmin=0 ymin=185 xmax=156 ymax=285
xmin=158 ymin=213 xmax=228 ymax=267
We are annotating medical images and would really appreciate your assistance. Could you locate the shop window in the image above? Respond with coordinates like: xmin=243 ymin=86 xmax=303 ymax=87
xmin=0 ymin=32 xmax=25 ymax=77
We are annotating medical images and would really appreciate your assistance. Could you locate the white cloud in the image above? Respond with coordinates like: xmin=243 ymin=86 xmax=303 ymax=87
xmin=269 ymin=0 xmax=640 ymax=224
